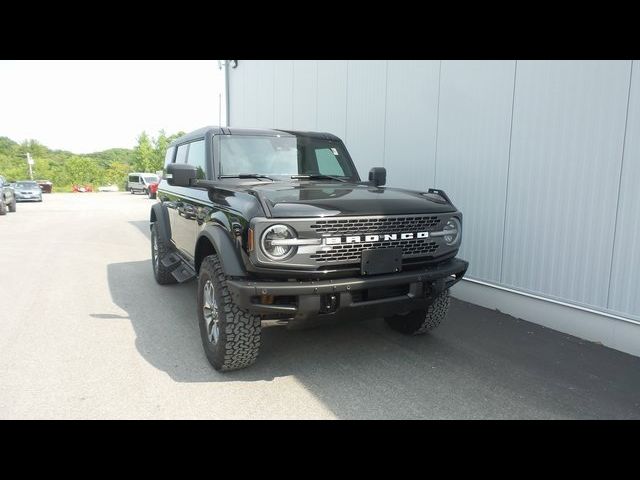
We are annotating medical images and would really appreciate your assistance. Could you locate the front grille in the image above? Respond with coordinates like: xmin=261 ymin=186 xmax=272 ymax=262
xmin=310 ymin=216 xmax=441 ymax=235
xmin=308 ymin=215 xmax=444 ymax=265
xmin=310 ymin=238 xmax=439 ymax=263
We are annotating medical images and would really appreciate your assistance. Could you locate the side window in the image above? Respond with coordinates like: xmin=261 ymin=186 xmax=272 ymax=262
xmin=130 ymin=175 xmax=139 ymax=183
xmin=164 ymin=146 xmax=175 ymax=167
xmin=175 ymin=144 xmax=189 ymax=164
xmin=315 ymin=148 xmax=346 ymax=176
xmin=186 ymin=139 xmax=207 ymax=179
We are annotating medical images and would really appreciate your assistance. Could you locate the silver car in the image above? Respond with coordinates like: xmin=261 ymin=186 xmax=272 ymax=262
xmin=14 ymin=181 xmax=43 ymax=202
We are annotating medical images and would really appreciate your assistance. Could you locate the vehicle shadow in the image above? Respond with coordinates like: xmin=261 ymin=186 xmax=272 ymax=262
xmin=103 ymin=255 xmax=640 ymax=419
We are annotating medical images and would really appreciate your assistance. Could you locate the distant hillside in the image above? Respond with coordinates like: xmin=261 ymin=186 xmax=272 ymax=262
xmin=0 ymin=130 xmax=183 ymax=191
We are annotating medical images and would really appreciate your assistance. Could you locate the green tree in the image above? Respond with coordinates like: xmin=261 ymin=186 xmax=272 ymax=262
xmin=63 ymin=156 xmax=101 ymax=185
xmin=133 ymin=131 xmax=155 ymax=172
xmin=103 ymin=161 xmax=130 ymax=187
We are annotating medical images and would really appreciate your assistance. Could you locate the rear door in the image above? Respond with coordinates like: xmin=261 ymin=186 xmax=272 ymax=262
xmin=175 ymin=139 xmax=208 ymax=258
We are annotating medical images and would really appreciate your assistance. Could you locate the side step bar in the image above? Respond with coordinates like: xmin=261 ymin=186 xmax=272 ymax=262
xmin=159 ymin=252 xmax=196 ymax=283
xmin=171 ymin=263 xmax=197 ymax=283
xmin=160 ymin=252 xmax=182 ymax=269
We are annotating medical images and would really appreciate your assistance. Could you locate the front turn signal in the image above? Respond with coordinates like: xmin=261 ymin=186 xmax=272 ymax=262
xmin=247 ymin=228 xmax=254 ymax=252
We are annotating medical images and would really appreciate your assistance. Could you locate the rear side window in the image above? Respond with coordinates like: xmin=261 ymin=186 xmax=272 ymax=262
xmin=175 ymin=144 xmax=189 ymax=164
xmin=186 ymin=139 xmax=207 ymax=179
xmin=164 ymin=146 xmax=175 ymax=167
xmin=129 ymin=175 xmax=139 ymax=182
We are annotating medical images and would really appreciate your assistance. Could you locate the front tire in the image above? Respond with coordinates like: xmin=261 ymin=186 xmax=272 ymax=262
xmin=385 ymin=290 xmax=450 ymax=335
xmin=151 ymin=223 xmax=177 ymax=285
xmin=0 ymin=198 xmax=6 ymax=215
xmin=197 ymin=255 xmax=261 ymax=371
xmin=9 ymin=198 xmax=16 ymax=212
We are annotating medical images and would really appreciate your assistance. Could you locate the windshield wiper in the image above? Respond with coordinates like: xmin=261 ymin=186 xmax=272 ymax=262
xmin=219 ymin=174 xmax=275 ymax=182
xmin=291 ymin=174 xmax=349 ymax=183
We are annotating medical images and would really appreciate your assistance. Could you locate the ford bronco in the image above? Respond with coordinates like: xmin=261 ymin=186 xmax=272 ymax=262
xmin=150 ymin=127 xmax=468 ymax=371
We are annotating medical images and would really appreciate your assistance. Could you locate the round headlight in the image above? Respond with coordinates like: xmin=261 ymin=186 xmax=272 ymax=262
xmin=443 ymin=217 xmax=461 ymax=246
xmin=261 ymin=224 xmax=297 ymax=260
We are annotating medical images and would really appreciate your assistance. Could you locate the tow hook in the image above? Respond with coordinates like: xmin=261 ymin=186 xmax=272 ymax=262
xmin=320 ymin=294 xmax=339 ymax=314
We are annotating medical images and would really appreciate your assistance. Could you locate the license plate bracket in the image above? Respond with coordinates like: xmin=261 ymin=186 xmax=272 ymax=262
xmin=361 ymin=247 xmax=403 ymax=276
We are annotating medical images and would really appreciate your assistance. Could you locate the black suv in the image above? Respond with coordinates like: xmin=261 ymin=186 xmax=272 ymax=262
xmin=150 ymin=127 xmax=468 ymax=371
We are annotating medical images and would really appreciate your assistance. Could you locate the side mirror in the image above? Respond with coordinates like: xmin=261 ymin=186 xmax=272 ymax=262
xmin=368 ymin=167 xmax=386 ymax=187
xmin=167 ymin=163 xmax=197 ymax=187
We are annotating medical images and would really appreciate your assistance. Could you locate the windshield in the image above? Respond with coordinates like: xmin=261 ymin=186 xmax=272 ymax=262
xmin=143 ymin=176 xmax=158 ymax=184
xmin=16 ymin=182 xmax=39 ymax=189
xmin=218 ymin=135 xmax=357 ymax=180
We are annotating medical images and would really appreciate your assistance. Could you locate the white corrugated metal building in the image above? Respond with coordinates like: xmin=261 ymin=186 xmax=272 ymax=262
xmin=226 ymin=60 xmax=640 ymax=356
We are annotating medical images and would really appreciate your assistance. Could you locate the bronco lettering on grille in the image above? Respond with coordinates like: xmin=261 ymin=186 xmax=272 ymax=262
xmin=324 ymin=231 xmax=430 ymax=245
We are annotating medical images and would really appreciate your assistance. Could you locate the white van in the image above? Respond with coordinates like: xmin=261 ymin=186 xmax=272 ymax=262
xmin=127 ymin=173 xmax=159 ymax=195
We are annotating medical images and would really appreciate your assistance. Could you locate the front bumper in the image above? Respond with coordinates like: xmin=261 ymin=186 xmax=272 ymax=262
xmin=227 ymin=258 xmax=468 ymax=324
xmin=15 ymin=195 xmax=42 ymax=201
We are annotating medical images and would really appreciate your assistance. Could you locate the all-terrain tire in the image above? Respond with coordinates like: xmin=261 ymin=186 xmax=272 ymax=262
xmin=197 ymin=255 xmax=261 ymax=371
xmin=151 ymin=222 xmax=178 ymax=285
xmin=385 ymin=289 xmax=450 ymax=335
xmin=9 ymin=198 xmax=16 ymax=212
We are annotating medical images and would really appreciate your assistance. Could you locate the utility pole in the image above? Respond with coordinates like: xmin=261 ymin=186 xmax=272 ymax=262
xmin=27 ymin=153 xmax=34 ymax=180
xmin=19 ymin=153 xmax=35 ymax=180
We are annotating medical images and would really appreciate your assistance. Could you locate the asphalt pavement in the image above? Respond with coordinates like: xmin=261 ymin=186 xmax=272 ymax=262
xmin=1 ymin=193 xmax=639 ymax=419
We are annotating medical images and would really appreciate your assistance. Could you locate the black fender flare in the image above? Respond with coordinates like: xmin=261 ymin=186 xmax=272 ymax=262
xmin=150 ymin=203 xmax=171 ymax=241
xmin=196 ymin=225 xmax=247 ymax=278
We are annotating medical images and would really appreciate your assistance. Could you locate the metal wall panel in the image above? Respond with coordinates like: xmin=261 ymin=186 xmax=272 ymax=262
xmin=501 ymin=60 xmax=632 ymax=309
xmin=435 ymin=60 xmax=516 ymax=282
xmin=292 ymin=61 xmax=318 ymax=131
xmin=241 ymin=60 xmax=260 ymax=128
xmin=316 ymin=60 xmax=348 ymax=140
xmin=254 ymin=60 xmax=275 ymax=128
xmin=345 ymin=60 xmax=388 ymax=175
xmin=273 ymin=60 xmax=294 ymax=129
xmin=228 ymin=60 xmax=245 ymax=126
xmin=608 ymin=61 xmax=640 ymax=320
xmin=384 ymin=60 xmax=439 ymax=190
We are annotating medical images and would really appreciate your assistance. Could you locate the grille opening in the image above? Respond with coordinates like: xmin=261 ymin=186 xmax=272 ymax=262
xmin=351 ymin=284 xmax=410 ymax=303
xmin=311 ymin=240 xmax=438 ymax=263
xmin=311 ymin=216 xmax=441 ymax=235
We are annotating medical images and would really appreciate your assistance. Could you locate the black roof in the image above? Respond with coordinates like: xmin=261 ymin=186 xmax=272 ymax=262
xmin=169 ymin=126 xmax=341 ymax=147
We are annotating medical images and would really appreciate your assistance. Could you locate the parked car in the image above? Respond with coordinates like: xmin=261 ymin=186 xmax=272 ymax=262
xmin=98 ymin=184 xmax=120 ymax=192
xmin=14 ymin=180 xmax=43 ymax=202
xmin=36 ymin=180 xmax=53 ymax=193
xmin=72 ymin=184 xmax=93 ymax=193
xmin=150 ymin=126 xmax=468 ymax=371
xmin=0 ymin=175 xmax=17 ymax=214
xmin=127 ymin=173 xmax=159 ymax=195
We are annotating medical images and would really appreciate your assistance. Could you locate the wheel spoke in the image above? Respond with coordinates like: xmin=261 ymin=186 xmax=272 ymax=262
xmin=202 ymin=280 xmax=219 ymax=344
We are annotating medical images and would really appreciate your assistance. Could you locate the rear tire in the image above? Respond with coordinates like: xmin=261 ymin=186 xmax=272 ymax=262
xmin=385 ymin=290 xmax=450 ymax=335
xmin=151 ymin=223 xmax=177 ymax=285
xmin=197 ymin=255 xmax=261 ymax=371
xmin=148 ymin=190 xmax=156 ymax=199
xmin=0 ymin=198 xmax=6 ymax=215
xmin=130 ymin=188 xmax=135 ymax=194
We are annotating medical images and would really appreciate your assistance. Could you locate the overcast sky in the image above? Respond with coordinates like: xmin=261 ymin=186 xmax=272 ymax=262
xmin=0 ymin=60 xmax=226 ymax=154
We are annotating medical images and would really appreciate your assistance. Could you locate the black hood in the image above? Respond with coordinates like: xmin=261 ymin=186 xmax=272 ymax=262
xmin=249 ymin=182 xmax=457 ymax=217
